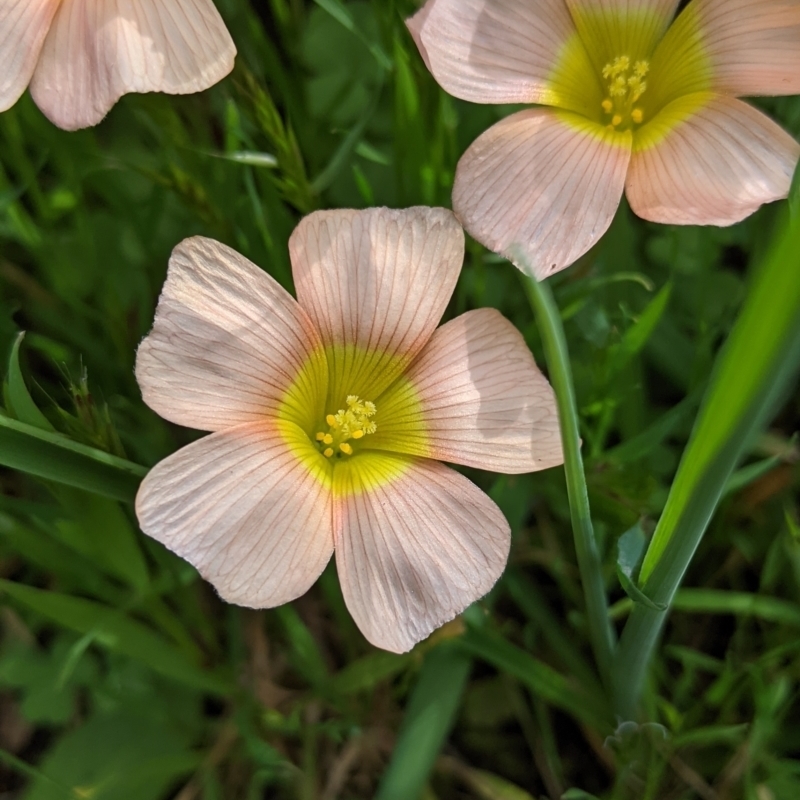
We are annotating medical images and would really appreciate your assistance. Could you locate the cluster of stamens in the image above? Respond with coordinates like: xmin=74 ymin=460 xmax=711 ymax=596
xmin=600 ymin=56 xmax=649 ymax=129
xmin=315 ymin=395 xmax=377 ymax=458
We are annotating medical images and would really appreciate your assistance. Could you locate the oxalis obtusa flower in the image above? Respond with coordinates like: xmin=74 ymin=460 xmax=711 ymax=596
xmin=408 ymin=0 xmax=800 ymax=279
xmin=134 ymin=207 xmax=564 ymax=653
xmin=0 ymin=0 xmax=236 ymax=131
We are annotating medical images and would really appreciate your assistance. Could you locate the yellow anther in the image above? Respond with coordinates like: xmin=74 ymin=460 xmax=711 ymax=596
xmin=316 ymin=394 xmax=377 ymax=457
xmin=610 ymin=76 xmax=627 ymax=96
xmin=600 ymin=56 xmax=650 ymax=127
xmin=602 ymin=55 xmax=630 ymax=79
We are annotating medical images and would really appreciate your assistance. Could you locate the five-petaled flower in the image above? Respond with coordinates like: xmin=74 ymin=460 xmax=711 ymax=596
xmin=134 ymin=208 xmax=563 ymax=653
xmin=0 ymin=0 xmax=235 ymax=130
xmin=408 ymin=0 xmax=800 ymax=279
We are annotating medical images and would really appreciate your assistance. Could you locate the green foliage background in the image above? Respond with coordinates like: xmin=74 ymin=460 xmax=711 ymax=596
xmin=1 ymin=1 xmax=800 ymax=798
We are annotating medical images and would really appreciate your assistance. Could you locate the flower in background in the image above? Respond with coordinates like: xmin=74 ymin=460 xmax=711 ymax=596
xmin=135 ymin=207 xmax=563 ymax=653
xmin=0 ymin=0 xmax=235 ymax=131
xmin=408 ymin=0 xmax=800 ymax=279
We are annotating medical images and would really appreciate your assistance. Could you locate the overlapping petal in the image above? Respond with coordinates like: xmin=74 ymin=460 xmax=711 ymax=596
xmin=565 ymin=0 xmax=681 ymax=66
xmin=136 ymin=421 xmax=334 ymax=609
xmin=29 ymin=0 xmax=236 ymax=130
xmin=696 ymin=0 xmax=800 ymax=97
xmin=627 ymin=94 xmax=800 ymax=225
xmin=333 ymin=453 xmax=510 ymax=653
xmin=408 ymin=0 xmax=599 ymax=114
xmin=374 ymin=309 xmax=563 ymax=473
xmin=136 ymin=236 xmax=327 ymax=433
xmin=0 ymin=0 xmax=59 ymax=112
xmin=651 ymin=0 xmax=800 ymax=104
xmin=453 ymin=108 xmax=632 ymax=279
xmin=291 ymin=207 xmax=464 ymax=401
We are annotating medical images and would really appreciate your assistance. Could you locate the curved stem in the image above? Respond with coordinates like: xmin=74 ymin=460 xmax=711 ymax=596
xmin=523 ymin=275 xmax=616 ymax=691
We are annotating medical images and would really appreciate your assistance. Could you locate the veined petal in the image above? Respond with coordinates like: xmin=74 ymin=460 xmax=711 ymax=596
xmin=565 ymin=0 xmax=681 ymax=66
xmin=373 ymin=309 xmax=563 ymax=473
xmin=0 ymin=0 xmax=59 ymax=112
xmin=627 ymin=94 xmax=800 ymax=225
xmin=333 ymin=453 xmax=510 ymax=653
xmin=291 ymin=207 xmax=463 ymax=403
xmin=407 ymin=0 xmax=600 ymax=115
xmin=136 ymin=421 xmax=334 ymax=609
xmin=136 ymin=236 xmax=327 ymax=433
xmin=29 ymin=0 xmax=236 ymax=130
xmin=650 ymin=0 xmax=800 ymax=103
xmin=453 ymin=108 xmax=632 ymax=279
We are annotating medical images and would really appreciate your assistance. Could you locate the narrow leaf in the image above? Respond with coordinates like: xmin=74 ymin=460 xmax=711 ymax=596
xmin=0 ymin=413 xmax=146 ymax=502
xmin=616 ymin=524 xmax=666 ymax=611
xmin=376 ymin=644 xmax=471 ymax=800
xmin=610 ymin=282 xmax=672 ymax=372
xmin=6 ymin=332 xmax=55 ymax=431
xmin=614 ymin=215 xmax=800 ymax=718
xmin=459 ymin=628 xmax=611 ymax=730
xmin=0 ymin=580 xmax=231 ymax=695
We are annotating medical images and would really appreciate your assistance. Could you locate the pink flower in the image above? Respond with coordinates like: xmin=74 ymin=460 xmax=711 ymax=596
xmin=0 ymin=0 xmax=235 ymax=131
xmin=408 ymin=0 xmax=800 ymax=279
xmin=134 ymin=208 xmax=563 ymax=653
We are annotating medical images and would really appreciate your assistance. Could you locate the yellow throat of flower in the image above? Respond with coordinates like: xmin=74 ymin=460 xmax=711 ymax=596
xmin=315 ymin=394 xmax=378 ymax=458
xmin=600 ymin=56 xmax=650 ymax=131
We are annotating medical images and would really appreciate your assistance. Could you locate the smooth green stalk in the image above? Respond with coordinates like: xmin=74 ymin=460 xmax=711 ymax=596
xmin=523 ymin=275 xmax=615 ymax=691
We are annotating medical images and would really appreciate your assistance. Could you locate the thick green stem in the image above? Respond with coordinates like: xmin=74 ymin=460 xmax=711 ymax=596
xmin=523 ymin=275 xmax=615 ymax=691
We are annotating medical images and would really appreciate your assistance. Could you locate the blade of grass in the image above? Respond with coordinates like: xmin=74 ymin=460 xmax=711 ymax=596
xmin=459 ymin=628 xmax=611 ymax=730
xmin=522 ymin=272 xmax=615 ymax=691
xmin=0 ymin=579 xmax=231 ymax=695
xmin=0 ymin=413 xmax=146 ymax=502
xmin=6 ymin=331 xmax=55 ymax=431
xmin=614 ymin=214 xmax=800 ymax=719
xmin=375 ymin=643 xmax=471 ymax=800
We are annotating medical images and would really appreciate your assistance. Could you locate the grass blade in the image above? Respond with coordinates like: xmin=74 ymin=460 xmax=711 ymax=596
xmin=0 ymin=413 xmax=146 ymax=502
xmin=375 ymin=643 xmax=471 ymax=800
xmin=614 ymin=215 xmax=800 ymax=718
xmin=0 ymin=579 xmax=231 ymax=695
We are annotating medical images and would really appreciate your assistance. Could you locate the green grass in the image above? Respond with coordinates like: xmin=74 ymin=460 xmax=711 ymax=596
xmin=1 ymin=1 xmax=800 ymax=798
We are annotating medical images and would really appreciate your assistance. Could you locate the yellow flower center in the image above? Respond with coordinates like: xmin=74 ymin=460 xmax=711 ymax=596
xmin=600 ymin=56 xmax=650 ymax=130
xmin=315 ymin=394 xmax=377 ymax=458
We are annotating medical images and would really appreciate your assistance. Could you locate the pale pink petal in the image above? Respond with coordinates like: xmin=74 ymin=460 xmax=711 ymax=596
xmin=136 ymin=421 xmax=334 ymax=608
xmin=627 ymin=94 xmax=800 ymax=226
xmin=405 ymin=0 xmax=433 ymax=71
xmin=334 ymin=454 xmax=510 ymax=653
xmin=136 ymin=236 xmax=327 ymax=433
xmin=453 ymin=109 xmax=632 ymax=279
xmin=29 ymin=0 xmax=236 ymax=130
xmin=564 ymin=0 xmax=681 ymax=64
xmin=374 ymin=309 xmax=563 ymax=473
xmin=0 ymin=0 xmax=59 ymax=112
xmin=407 ymin=0 xmax=598 ymax=114
xmin=291 ymin=207 xmax=464 ymax=400
xmin=659 ymin=0 xmax=800 ymax=98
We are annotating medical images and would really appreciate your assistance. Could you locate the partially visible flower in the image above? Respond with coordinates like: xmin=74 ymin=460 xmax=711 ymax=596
xmin=408 ymin=0 xmax=800 ymax=279
xmin=135 ymin=207 xmax=563 ymax=653
xmin=0 ymin=0 xmax=235 ymax=131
